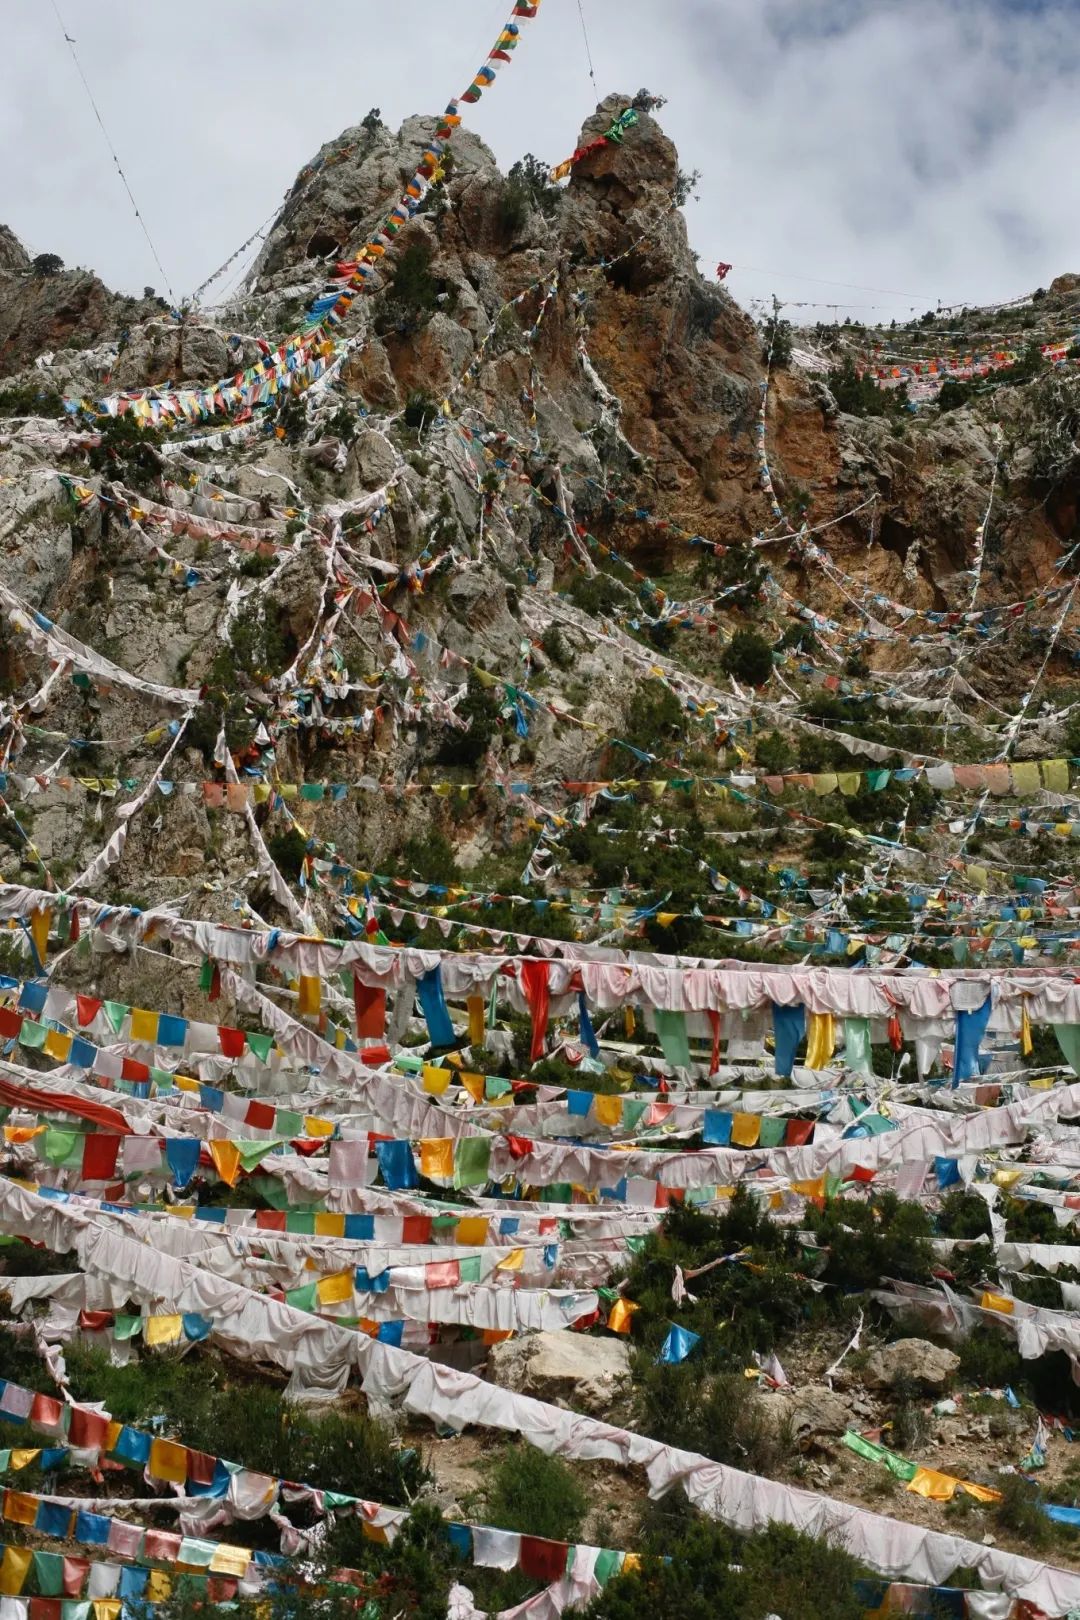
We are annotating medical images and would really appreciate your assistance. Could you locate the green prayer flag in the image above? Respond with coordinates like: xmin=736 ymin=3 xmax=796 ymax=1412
xmin=1054 ymin=1024 xmax=1080 ymax=1076
xmin=653 ymin=1010 xmax=691 ymax=1069
xmin=458 ymin=1255 xmax=482 ymax=1283
xmin=41 ymin=1128 xmax=79 ymax=1166
xmin=235 ymin=1139 xmax=281 ymax=1173
xmin=758 ymin=1115 xmax=786 ymax=1148
xmin=286 ymin=1282 xmax=318 ymax=1313
xmin=246 ymin=1032 xmax=273 ymax=1064
xmin=844 ymin=1017 xmax=874 ymax=1076
xmin=114 ymin=1315 xmax=142 ymax=1340
xmin=33 ymin=1550 xmax=66 ymax=1596
xmin=103 ymin=1001 xmax=128 ymax=1035
xmin=17 ymin=1021 xmax=47 ymax=1051
xmin=594 ymin=1549 xmax=622 ymax=1587
xmin=453 ymin=1137 xmax=491 ymax=1190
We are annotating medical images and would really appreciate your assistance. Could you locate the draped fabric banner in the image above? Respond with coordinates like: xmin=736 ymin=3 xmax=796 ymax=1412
xmin=1 ymin=1178 xmax=1079 ymax=1613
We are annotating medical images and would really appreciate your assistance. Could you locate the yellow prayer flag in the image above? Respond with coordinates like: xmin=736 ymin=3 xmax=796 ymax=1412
xmin=496 ymin=1248 xmax=525 ymax=1272
xmin=0 ymin=1546 xmax=33 ymax=1596
xmin=422 ymin=1064 xmax=452 ymax=1096
xmin=28 ymin=907 xmax=50 ymax=965
xmin=145 ymin=1571 xmax=173 ymax=1602
xmin=297 ymin=975 xmax=321 ymax=1016
xmin=129 ymin=1007 xmax=159 ymax=1043
xmin=607 ymin=1298 xmax=639 ymax=1334
xmin=43 ymin=1029 xmax=73 ymax=1062
xmin=148 ymin=1435 xmax=189 ymax=1481
xmin=594 ymin=1095 xmax=623 ymax=1128
xmin=731 ymin=1112 xmax=761 ymax=1148
xmin=460 ymin=1072 xmax=485 ymax=1104
xmin=9 ymin=1450 xmax=40 ymax=1472
xmin=467 ymin=994 xmax=486 ymax=1046
xmin=314 ymin=1212 xmax=345 ymax=1238
xmin=455 ymin=1216 xmax=490 ymax=1246
xmin=304 ymin=1116 xmax=334 ymax=1138
xmin=1020 ymin=1001 xmax=1032 ymax=1058
xmin=92 ymin=1602 xmax=122 ymax=1620
xmin=208 ymin=1140 xmax=241 ymax=1187
xmin=3 ymin=1490 xmax=39 ymax=1525
xmin=145 ymin=1316 xmax=184 ymax=1350
xmin=316 ymin=1271 xmax=354 ymax=1307
xmin=208 ymin=1544 xmax=251 ymax=1577
xmin=805 ymin=1011 xmax=835 ymax=1070
xmin=906 ymin=1467 xmax=957 ymax=1502
xmin=420 ymin=1138 xmax=455 ymax=1179
xmin=980 ymin=1291 xmax=1015 ymax=1315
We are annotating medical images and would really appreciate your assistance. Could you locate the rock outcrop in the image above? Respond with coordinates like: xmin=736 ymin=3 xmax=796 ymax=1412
xmin=487 ymin=1332 xmax=632 ymax=1414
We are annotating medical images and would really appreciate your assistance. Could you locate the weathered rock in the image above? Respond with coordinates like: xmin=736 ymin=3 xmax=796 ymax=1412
xmin=755 ymin=1385 xmax=852 ymax=1449
xmin=0 ymin=226 xmax=30 ymax=274
xmin=486 ymin=1331 xmax=631 ymax=1414
xmin=862 ymin=1340 xmax=960 ymax=1392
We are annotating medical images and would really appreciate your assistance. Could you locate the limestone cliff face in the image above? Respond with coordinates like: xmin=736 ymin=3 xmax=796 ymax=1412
xmin=0 ymin=231 xmax=167 ymax=381
xmin=1 ymin=97 xmax=1078 ymax=930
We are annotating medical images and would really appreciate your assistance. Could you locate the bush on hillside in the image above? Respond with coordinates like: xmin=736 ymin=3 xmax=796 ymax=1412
xmin=721 ymin=628 xmax=773 ymax=687
xmin=582 ymin=1516 xmax=864 ymax=1620
xmin=501 ymin=154 xmax=562 ymax=234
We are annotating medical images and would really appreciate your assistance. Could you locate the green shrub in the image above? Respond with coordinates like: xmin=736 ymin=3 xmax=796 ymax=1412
xmin=955 ymin=1324 xmax=1024 ymax=1390
xmin=582 ymin=1515 xmax=864 ymax=1620
xmin=399 ymin=828 xmax=460 ymax=883
xmin=761 ymin=315 xmax=794 ymax=368
xmin=474 ymin=1444 xmax=588 ymax=1543
xmin=266 ymin=827 xmax=308 ymax=882
xmin=0 ymin=383 xmax=64 ymax=417
xmin=62 ymin=1346 xmax=422 ymax=1505
xmin=86 ymin=413 xmax=163 ymax=481
xmin=276 ymin=396 xmax=309 ymax=445
xmin=621 ymin=679 xmax=685 ymax=757
xmin=807 ymin=1192 xmax=934 ymax=1292
xmin=936 ymin=1190 xmax=992 ymax=1239
xmin=501 ymin=154 xmax=562 ymax=234
xmin=567 ymin=571 xmax=631 ymax=618
xmin=540 ymin=623 xmax=572 ymax=668
xmin=938 ymin=378 xmax=976 ymax=413
xmin=634 ymin=1363 xmax=794 ymax=1472
xmin=693 ymin=540 xmax=767 ymax=606
xmin=721 ymin=628 xmax=774 ymax=687
xmin=995 ymin=1473 xmax=1051 ymax=1549
xmin=0 ymin=1324 xmax=59 ymax=1390
xmin=435 ymin=670 xmax=501 ymax=768
xmin=828 ymin=354 xmax=908 ymax=417
xmin=755 ymin=728 xmax=795 ymax=774
xmin=378 ymin=242 xmax=455 ymax=336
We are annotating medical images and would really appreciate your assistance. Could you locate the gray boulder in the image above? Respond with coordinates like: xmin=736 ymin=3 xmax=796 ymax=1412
xmin=486 ymin=1330 xmax=631 ymax=1415
xmin=862 ymin=1339 xmax=960 ymax=1392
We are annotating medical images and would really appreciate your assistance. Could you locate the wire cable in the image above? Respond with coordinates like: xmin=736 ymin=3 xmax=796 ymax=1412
xmin=576 ymin=0 xmax=599 ymax=94
xmin=48 ymin=0 xmax=175 ymax=302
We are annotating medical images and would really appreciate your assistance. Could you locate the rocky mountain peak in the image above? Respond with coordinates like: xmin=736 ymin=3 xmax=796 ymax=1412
xmin=0 ymin=224 xmax=30 ymax=273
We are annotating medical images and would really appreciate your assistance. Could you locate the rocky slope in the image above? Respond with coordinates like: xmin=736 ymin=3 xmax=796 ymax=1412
xmin=2 ymin=89 xmax=1080 ymax=1614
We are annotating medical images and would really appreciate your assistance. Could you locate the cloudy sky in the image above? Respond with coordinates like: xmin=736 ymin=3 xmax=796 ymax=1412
xmin=5 ymin=0 xmax=1079 ymax=323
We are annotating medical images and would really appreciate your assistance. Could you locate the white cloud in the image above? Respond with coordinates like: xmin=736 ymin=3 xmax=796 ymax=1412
xmin=4 ymin=0 xmax=1078 ymax=322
